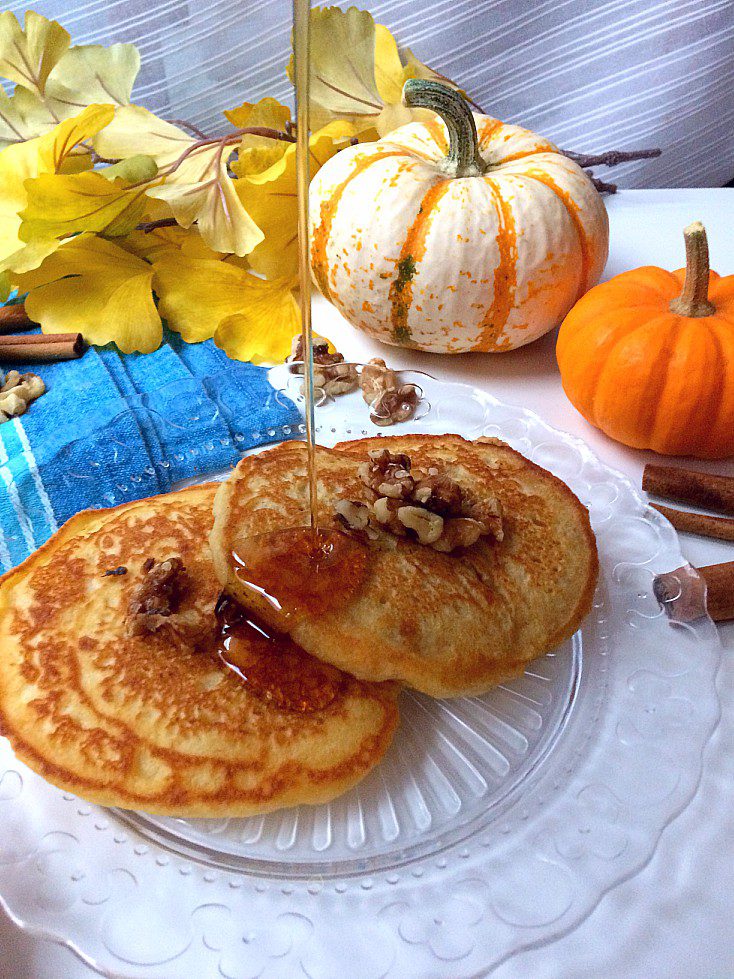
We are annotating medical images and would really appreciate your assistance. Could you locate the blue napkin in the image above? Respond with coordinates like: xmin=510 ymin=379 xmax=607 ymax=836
xmin=0 ymin=326 xmax=301 ymax=571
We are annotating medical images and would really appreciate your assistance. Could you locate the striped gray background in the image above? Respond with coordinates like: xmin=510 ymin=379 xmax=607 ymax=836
xmin=5 ymin=0 xmax=734 ymax=187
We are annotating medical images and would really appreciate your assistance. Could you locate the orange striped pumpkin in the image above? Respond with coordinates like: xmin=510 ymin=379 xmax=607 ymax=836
xmin=309 ymin=79 xmax=609 ymax=353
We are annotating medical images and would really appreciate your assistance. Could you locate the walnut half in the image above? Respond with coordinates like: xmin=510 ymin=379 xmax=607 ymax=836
xmin=127 ymin=556 xmax=190 ymax=636
xmin=359 ymin=358 xmax=419 ymax=427
xmin=286 ymin=333 xmax=358 ymax=398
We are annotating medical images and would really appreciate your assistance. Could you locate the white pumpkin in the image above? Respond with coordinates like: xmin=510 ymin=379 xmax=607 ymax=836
xmin=309 ymin=79 xmax=609 ymax=353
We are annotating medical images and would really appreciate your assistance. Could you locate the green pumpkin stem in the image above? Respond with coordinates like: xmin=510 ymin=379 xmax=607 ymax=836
xmin=402 ymin=78 xmax=486 ymax=178
xmin=669 ymin=221 xmax=716 ymax=318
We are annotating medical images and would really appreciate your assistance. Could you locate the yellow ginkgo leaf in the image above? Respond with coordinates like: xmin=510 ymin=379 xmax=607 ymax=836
xmin=289 ymin=7 xmax=462 ymax=137
xmin=0 ymin=12 xmax=138 ymax=149
xmin=153 ymin=252 xmax=275 ymax=343
xmin=0 ymin=10 xmax=70 ymax=96
xmin=0 ymin=104 xmax=115 ymax=274
xmin=373 ymin=23 xmax=407 ymax=106
xmin=14 ymin=235 xmax=162 ymax=354
xmin=237 ymin=121 xmax=373 ymax=281
xmin=95 ymin=105 xmax=264 ymax=256
xmin=289 ymin=7 xmax=382 ymax=133
xmin=19 ymin=168 xmax=154 ymax=242
xmin=215 ymin=280 xmax=300 ymax=364
xmin=227 ymin=98 xmax=293 ymax=178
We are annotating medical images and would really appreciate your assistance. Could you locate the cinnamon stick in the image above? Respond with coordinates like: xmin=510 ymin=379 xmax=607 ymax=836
xmin=643 ymin=464 xmax=734 ymax=516
xmin=0 ymin=333 xmax=85 ymax=363
xmin=654 ymin=561 xmax=734 ymax=623
xmin=651 ymin=503 xmax=734 ymax=542
xmin=0 ymin=303 xmax=35 ymax=335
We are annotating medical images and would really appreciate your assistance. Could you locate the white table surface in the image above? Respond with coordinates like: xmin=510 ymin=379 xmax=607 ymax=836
xmin=2 ymin=189 xmax=733 ymax=979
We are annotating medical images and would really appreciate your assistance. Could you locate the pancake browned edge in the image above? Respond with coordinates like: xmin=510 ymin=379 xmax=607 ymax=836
xmin=0 ymin=485 xmax=399 ymax=817
xmin=211 ymin=435 xmax=598 ymax=697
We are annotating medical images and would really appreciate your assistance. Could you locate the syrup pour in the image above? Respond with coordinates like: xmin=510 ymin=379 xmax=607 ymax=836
xmin=215 ymin=594 xmax=345 ymax=713
xmin=218 ymin=1 xmax=368 ymax=709
xmin=293 ymin=0 xmax=319 ymax=531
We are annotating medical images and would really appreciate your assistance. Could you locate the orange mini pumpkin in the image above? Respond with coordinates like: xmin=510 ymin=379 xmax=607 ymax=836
xmin=557 ymin=221 xmax=734 ymax=458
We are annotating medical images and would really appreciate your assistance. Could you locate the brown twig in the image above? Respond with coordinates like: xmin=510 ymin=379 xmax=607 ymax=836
xmin=586 ymin=171 xmax=618 ymax=195
xmin=136 ymin=217 xmax=180 ymax=234
xmin=0 ymin=333 xmax=86 ymax=363
xmin=643 ymin=464 xmax=734 ymax=516
xmin=167 ymin=118 xmax=210 ymax=140
xmin=562 ymin=148 xmax=662 ymax=168
xmin=652 ymin=503 xmax=734 ymax=542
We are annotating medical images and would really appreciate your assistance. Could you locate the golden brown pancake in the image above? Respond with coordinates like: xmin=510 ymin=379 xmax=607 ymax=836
xmin=0 ymin=485 xmax=399 ymax=817
xmin=210 ymin=436 xmax=597 ymax=697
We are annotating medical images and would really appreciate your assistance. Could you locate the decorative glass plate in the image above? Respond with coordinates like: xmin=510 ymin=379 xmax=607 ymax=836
xmin=0 ymin=371 xmax=721 ymax=978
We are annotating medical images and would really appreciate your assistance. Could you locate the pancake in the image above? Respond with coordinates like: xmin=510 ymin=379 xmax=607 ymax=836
xmin=210 ymin=436 xmax=597 ymax=697
xmin=0 ymin=485 xmax=399 ymax=817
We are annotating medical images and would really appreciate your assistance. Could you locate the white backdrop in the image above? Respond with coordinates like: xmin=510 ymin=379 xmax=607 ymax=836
xmin=5 ymin=0 xmax=733 ymax=189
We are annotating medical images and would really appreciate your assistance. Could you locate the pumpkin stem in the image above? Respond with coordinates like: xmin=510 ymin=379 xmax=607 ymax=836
xmin=402 ymin=78 xmax=486 ymax=178
xmin=669 ymin=221 xmax=716 ymax=318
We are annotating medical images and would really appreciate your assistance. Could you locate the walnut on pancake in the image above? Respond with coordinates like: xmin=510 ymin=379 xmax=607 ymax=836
xmin=127 ymin=556 xmax=190 ymax=636
xmin=335 ymin=448 xmax=503 ymax=553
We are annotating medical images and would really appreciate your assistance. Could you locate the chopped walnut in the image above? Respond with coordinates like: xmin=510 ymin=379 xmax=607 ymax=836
xmin=360 ymin=358 xmax=419 ymax=427
xmin=464 ymin=496 xmax=504 ymax=542
xmin=334 ymin=499 xmax=371 ymax=532
xmin=359 ymin=449 xmax=414 ymax=499
xmin=370 ymin=384 xmax=420 ymax=427
xmin=338 ymin=449 xmax=503 ymax=554
xmin=412 ymin=473 xmax=463 ymax=515
xmin=397 ymin=505 xmax=444 ymax=544
xmin=127 ymin=556 xmax=190 ymax=636
xmin=0 ymin=370 xmax=46 ymax=425
xmin=360 ymin=358 xmax=397 ymax=403
xmin=432 ymin=517 xmax=486 ymax=553
xmin=286 ymin=333 xmax=358 ymax=398
xmin=372 ymin=496 xmax=406 ymax=536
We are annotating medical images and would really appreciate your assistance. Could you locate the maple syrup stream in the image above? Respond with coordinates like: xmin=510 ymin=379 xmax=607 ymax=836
xmin=293 ymin=0 xmax=319 ymax=532
xmin=216 ymin=2 xmax=368 ymax=707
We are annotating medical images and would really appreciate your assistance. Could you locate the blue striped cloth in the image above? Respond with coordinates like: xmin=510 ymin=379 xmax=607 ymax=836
xmin=0 ymin=326 xmax=301 ymax=571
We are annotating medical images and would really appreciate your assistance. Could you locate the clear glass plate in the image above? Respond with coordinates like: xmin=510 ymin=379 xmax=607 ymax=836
xmin=0 ymin=370 xmax=721 ymax=978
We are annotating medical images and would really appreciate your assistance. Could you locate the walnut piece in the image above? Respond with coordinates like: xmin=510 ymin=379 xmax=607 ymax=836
xmin=359 ymin=449 xmax=415 ymax=499
xmin=360 ymin=357 xmax=397 ymax=404
xmin=334 ymin=499 xmax=371 ymax=531
xmin=432 ymin=517 xmax=486 ymax=552
xmin=397 ymin=505 xmax=444 ymax=544
xmin=370 ymin=384 xmax=420 ymax=427
xmin=360 ymin=358 xmax=419 ymax=427
xmin=0 ymin=371 xmax=46 ymax=425
xmin=286 ymin=333 xmax=358 ymax=398
xmin=127 ymin=556 xmax=190 ymax=636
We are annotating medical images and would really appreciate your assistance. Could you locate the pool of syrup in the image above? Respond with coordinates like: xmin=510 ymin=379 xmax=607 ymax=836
xmin=215 ymin=593 xmax=346 ymax=713
xmin=230 ymin=526 xmax=368 ymax=625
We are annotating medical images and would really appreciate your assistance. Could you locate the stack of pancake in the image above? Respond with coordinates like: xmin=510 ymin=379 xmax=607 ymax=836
xmin=0 ymin=435 xmax=597 ymax=817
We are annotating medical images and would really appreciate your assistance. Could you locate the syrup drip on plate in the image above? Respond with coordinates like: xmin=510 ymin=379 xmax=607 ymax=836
xmin=215 ymin=594 xmax=345 ymax=713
